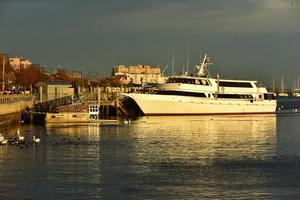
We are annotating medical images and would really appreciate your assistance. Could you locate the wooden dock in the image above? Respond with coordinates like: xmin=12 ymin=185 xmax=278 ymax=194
xmin=45 ymin=112 xmax=120 ymax=124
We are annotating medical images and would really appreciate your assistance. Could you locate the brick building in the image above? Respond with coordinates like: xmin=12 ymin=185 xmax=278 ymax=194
xmin=112 ymin=64 xmax=166 ymax=85
xmin=9 ymin=57 xmax=32 ymax=72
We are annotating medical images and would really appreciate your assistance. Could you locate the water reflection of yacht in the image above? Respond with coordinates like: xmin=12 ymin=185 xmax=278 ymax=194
xmin=131 ymin=115 xmax=277 ymax=159
xmin=122 ymin=54 xmax=277 ymax=116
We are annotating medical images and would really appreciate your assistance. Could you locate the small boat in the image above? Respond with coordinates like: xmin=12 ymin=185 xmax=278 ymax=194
xmin=294 ymin=93 xmax=300 ymax=97
xmin=278 ymin=75 xmax=288 ymax=97
xmin=278 ymin=93 xmax=289 ymax=97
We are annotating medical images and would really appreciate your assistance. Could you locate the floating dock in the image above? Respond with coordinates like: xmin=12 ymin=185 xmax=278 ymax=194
xmin=45 ymin=112 xmax=119 ymax=125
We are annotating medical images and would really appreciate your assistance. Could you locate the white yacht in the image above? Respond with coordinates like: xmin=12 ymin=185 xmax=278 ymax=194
xmin=122 ymin=55 xmax=277 ymax=115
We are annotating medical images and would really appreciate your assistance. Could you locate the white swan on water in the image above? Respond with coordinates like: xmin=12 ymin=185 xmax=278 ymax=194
xmin=17 ymin=129 xmax=25 ymax=142
xmin=0 ymin=133 xmax=8 ymax=145
xmin=1 ymin=139 xmax=8 ymax=145
xmin=32 ymin=136 xmax=40 ymax=143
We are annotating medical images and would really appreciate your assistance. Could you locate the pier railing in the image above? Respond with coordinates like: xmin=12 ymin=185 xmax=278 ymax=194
xmin=81 ymin=86 xmax=156 ymax=102
xmin=0 ymin=94 xmax=32 ymax=104
xmin=0 ymin=94 xmax=34 ymax=117
xmin=33 ymin=93 xmax=74 ymax=103
xmin=34 ymin=95 xmax=74 ymax=113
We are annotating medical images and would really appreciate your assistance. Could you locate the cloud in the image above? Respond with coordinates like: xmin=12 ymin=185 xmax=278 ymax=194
xmin=2 ymin=0 xmax=299 ymax=36
xmin=93 ymin=0 xmax=300 ymax=34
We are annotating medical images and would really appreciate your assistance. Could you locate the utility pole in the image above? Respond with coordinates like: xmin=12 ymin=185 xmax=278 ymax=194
xmin=2 ymin=56 xmax=5 ymax=93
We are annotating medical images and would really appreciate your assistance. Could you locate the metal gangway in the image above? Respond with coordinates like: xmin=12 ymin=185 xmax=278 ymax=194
xmin=33 ymin=95 xmax=74 ymax=113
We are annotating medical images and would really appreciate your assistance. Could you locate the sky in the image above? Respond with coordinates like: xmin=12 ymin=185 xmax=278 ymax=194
xmin=0 ymin=0 xmax=300 ymax=87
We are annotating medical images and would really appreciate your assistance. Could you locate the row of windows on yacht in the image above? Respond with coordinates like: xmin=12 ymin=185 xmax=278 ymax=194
xmin=166 ymin=78 xmax=254 ymax=88
xmin=157 ymin=91 xmax=275 ymax=100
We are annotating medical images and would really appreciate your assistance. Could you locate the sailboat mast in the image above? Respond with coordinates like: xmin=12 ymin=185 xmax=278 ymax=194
xmin=281 ymin=75 xmax=284 ymax=92
xmin=186 ymin=48 xmax=189 ymax=74
xmin=172 ymin=51 xmax=175 ymax=76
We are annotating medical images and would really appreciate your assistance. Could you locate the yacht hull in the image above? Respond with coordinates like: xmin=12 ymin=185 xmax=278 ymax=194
xmin=123 ymin=93 xmax=277 ymax=115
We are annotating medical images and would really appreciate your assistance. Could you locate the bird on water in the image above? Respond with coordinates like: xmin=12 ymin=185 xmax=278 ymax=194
xmin=32 ymin=136 xmax=41 ymax=143
xmin=16 ymin=129 xmax=25 ymax=142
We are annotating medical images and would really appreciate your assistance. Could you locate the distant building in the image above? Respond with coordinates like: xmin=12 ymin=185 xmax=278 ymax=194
xmin=9 ymin=57 xmax=32 ymax=72
xmin=35 ymin=81 xmax=74 ymax=102
xmin=112 ymin=64 xmax=167 ymax=85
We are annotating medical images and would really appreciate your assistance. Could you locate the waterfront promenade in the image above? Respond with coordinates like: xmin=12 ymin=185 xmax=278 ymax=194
xmin=0 ymin=95 xmax=33 ymax=127
xmin=0 ymin=94 xmax=33 ymax=116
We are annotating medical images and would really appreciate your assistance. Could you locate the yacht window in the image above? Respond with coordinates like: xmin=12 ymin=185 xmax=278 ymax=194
xmin=158 ymin=91 xmax=206 ymax=97
xmin=263 ymin=93 xmax=275 ymax=100
xmin=197 ymin=79 xmax=210 ymax=86
xmin=166 ymin=78 xmax=196 ymax=84
xmin=218 ymin=81 xmax=253 ymax=88
xmin=201 ymin=80 xmax=207 ymax=85
xmin=216 ymin=94 xmax=253 ymax=99
xmin=166 ymin=77 xmax=210 ymax=86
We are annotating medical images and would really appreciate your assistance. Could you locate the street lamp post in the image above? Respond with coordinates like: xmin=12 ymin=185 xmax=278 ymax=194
xmin=2 ymin=56 xmax=5 ymax=93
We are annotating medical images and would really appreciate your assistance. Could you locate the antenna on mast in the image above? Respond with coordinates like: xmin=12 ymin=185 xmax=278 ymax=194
xmin=199 ymin=51 xmax=202 ymax=64
xmin=162 ymin=64 xmax=168 ymax=76
xmin=194 ymin=54 xmax=212 ymax=77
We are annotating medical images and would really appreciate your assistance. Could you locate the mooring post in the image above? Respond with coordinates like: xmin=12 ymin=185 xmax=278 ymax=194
xmin=39 ymin=86 xmax=43 ymax=102
xmin=215 ymin=74 xmax=220 ymax=100
xmin=97 ymin=87 xmax=101 ymax=105
xmin=115 ymin=97 xmax=119 ymax=116
xmin=97 ymin=87 xmax=101 ymax=117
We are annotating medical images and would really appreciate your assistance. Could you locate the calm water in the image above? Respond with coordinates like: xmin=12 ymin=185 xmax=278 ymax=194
xmin=1 ymin=114 xmax=300 ymax=199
